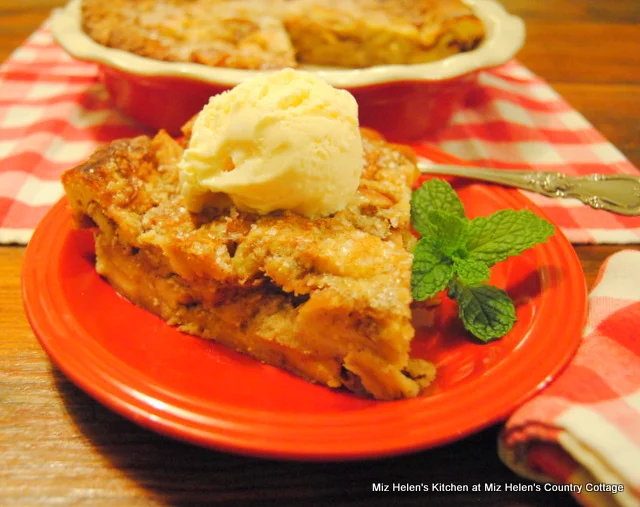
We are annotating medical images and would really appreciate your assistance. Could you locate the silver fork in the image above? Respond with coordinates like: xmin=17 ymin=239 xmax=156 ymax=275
xmin=417 ymin=163 xmax=640 ymax=216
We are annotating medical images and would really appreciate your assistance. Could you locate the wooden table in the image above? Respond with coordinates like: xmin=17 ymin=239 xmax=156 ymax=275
xmin=1 ymin=1 xmax=638 ymax=505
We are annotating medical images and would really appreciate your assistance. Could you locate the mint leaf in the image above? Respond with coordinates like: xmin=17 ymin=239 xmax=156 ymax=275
xmin=411 ymin=239 xmax=454 ymax=301
xmin=451 ymin=282 xmax=517 ymax=342
xmin=453 ymin=257 xmax=491 ymax=285
xmin=411 ymin=179 xmax=466 ymax=236
xmin=427 ymin=210 xmax=468 ymax=256
xmin=466 ymin=209 xmax=555 ymax=266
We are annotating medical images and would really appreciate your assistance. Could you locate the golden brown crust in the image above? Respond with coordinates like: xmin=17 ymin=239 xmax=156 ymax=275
xmin=62 ymin=128 xmax=435 ymax=400
xmin=81 ymin=0 xmax=297 ymax=70
xmin=285 ymin=0 xmax=484 ymax=67
xmin=81 ymin=0 xmax=484 ymax=69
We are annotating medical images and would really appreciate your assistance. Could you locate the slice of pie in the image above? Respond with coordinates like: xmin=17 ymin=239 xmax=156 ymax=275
xmin=61 ymin=125 xmax=435 ymax=400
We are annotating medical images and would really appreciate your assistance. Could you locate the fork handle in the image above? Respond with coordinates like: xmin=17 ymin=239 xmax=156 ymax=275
xmin=417 ymin=163 xmax=640 ymax=217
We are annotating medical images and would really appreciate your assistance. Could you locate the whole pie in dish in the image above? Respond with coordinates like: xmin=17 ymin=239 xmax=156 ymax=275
xmin=61 ymin=124 xmax=436 ymax=400
xmin=81 ymin=0 xmax=485 ymax=69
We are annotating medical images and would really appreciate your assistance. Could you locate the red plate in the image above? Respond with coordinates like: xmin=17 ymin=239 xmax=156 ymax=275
xmin=22 ymin=146 xmax=587 ymax=460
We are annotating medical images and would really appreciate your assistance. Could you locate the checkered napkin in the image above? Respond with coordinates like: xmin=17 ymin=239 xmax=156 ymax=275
xmin=499 ymin=250 xmax=640 ymax=507
xmin=1 ymin=23 xmax=640 ymax=244
xmin=0 ymin=22 xmax=144 ymax=244
xmin=414 ymin=60 xmax=640 ymax=244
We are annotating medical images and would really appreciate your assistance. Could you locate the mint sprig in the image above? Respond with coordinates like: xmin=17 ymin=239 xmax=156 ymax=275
xmin=411 ymin=179 xmax=555 ymax=342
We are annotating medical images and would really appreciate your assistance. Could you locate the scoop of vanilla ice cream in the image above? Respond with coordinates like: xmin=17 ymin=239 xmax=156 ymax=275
xmin=178 ymin=68 xmax=364 ymax=217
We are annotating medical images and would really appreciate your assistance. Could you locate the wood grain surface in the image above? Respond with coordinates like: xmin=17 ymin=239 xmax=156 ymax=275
xmin=1 ymin=1 xmax=639 ymax=506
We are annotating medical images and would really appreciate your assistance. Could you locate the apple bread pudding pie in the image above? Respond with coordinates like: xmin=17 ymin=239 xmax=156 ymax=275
xmin=62 ymin=69 xmax=436 ymax=400
xmin=62 ymin=126 xmax=436 ymax=400
xmin=81 ymin=0 xmax=485 ymax=69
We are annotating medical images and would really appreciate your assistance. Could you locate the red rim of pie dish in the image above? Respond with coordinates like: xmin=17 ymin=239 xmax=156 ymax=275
xmin=22 ymin=145 xmax=587 ymax=461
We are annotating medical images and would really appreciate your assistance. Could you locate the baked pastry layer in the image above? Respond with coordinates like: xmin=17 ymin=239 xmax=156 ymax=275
xmin=82 ymin=0 xmax=297 ymax=70
xmin=62 ymin=127 xmax=435 ymax=400
xmin=81 ymin=0 xmax=484 ymax=69
xmin=285 ymin=0 xmax=485 ymax=67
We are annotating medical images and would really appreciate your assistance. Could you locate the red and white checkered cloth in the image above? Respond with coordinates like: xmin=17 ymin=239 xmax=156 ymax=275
xmin=1 ymin=21 xmax=640 ymax=244
xmin=413 ymin=63 xmax=640 ymax=244
xmin=0 ymin=22 xmax=144 ymax=244
xmin=499 ymin=250 xmax=640 ymax=507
